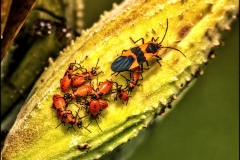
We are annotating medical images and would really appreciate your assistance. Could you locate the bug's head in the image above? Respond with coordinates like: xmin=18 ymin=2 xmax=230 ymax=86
xmin=129 ymin=82 xmax=135 ymax=90
xmin=76 ymin=119 xmax=82 ymax=128
xmin=64 ymin=93 xmax=72 ymax=100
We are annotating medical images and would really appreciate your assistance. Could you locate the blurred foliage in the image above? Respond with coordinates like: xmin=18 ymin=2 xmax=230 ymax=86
xmin=1 ymin=0 xmax=12 ymax=38
xmin=1 ymin=0 xmax=38 ymax=60
xmin=1 ymin=0 xmax=79 ymax=121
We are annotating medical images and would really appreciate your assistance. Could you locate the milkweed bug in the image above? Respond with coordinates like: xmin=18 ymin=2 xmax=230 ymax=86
xmin=111 ymin=19 xmax=186 ymax=73
xmin=56 ymin=110 xmax=91 ymax=132
xmin=52 ymin=94 xmax=82 ymax=112
xmin=64 ymin=84 xmax=93 ymax=102
xmin=98 ymin=99 xmax=109 ymax=109
xmin=52 ymin=94 xmax=67 ymax=112
xmin=60 ymin=62 xmax=79 ymax=92
xmin=85 ymin=99 xmax=103 ymax=131
xmin=92 ymin=80 xmax=116 ymax=99
xmin=84 ymin=99 xmax=109 ymax=111
xmin=57 ymin=109 xmax=73 ymax=125
xmin=113 ymin=84 xmax=130 ymax=104
xmin=121 ymin=66 xmax=143 ymax=93
xmin=71 ymin=58 xmax=103 ymax=87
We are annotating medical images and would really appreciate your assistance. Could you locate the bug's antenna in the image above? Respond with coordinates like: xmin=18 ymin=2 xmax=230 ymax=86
xmin=159 ymin=18 xmax=168 ymax=44
xmin=95 ymin=58 xmax=100 ymax=69
xmin=161 ymin=46 xmax=186 ymax=57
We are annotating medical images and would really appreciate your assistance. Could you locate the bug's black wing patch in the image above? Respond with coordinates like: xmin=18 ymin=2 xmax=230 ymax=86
xmin=111 ymin=56 xmax=135 ymax=72
xmin=146 ymin=43 xmax=159 ymax=53
xmin=131 ymin=47 xmax=146 ymax=65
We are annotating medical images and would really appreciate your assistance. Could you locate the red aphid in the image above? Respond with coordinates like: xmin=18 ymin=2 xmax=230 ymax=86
xmin=71 ymin=58 xmax=102 ymax=87
xmin=98 ymin=99 xmax=108 ymax=109
xmin=52 ymin=94 xmax=67 ymax=112
xmin=64 ymin=85 xmax=92 ymax=100
xmin=92 ymin=80 xmax=114 ymax=99
xmin=60 ymin=63 xmax=75 ymax=92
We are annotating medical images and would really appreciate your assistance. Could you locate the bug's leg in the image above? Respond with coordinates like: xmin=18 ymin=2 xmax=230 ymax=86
xmin=142 ymin=63 xmax=149 ymax=70
xmin=111 ymin=72 xmax=121 ymax=76
xmin=130 ymin=37 xmax=144 ymax=45
xmin=121 ymin=74 xmax=130 ymax=82
xmin=159 ymin=18 xmax=169 ymax=44
xmin=151 ymin=37 xmax=159 ymax=42
xmin=155 ymin=55 xmax=162 ymax=66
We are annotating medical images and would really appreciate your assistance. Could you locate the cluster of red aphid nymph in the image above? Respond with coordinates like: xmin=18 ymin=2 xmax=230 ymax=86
xmin=52 ymin=58 xmax=136 ymax=132
xmin=51 ymin=19 xmax=186 ymax=132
